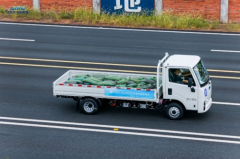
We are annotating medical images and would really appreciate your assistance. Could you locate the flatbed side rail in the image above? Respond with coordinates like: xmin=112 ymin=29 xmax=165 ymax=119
xmin=53 ymin=70 xmax=70 ymax=95
xmin=157 ymin=52 xmax=169 ymax=102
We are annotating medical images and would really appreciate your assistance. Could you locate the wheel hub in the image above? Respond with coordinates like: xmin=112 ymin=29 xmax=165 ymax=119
xmin=83 ymin=101 xmax=95 ymax=113
xmin=169 ymin=107 xmax=180 ymax=118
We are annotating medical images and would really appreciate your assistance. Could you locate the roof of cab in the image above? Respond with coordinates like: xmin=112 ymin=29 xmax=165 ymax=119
xmin=164 ymin=55 xmax=200 ymax=68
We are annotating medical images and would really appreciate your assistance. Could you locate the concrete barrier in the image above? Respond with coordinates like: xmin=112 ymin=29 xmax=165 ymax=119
xmin=93 ymin=0 xmax=101 ymax=14
xmin=220 ymin=0 xmax=228 ymax=23
xmin=33 ymin=0 xmax=40 ymax=11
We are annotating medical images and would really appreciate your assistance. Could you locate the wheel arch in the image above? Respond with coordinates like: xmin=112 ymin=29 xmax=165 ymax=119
xmin=79 ymin=96 xmax=102 ymax=107
xmin=163 ymin=99 xmax=186 ymax=111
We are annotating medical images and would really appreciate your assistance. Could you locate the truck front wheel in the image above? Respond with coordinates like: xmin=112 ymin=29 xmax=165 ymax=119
xmin=80 ymin=98 xmax=99 ymax=115
xmin=165 ymin=102 xmax=184 ymax=120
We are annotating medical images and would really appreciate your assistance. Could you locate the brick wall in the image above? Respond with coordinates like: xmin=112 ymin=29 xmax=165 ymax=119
xmin=163 ymin=0 xmax=221 ymax=20
xmin=0 ymin=0 xmax=32 ymax=9
xmin=0 ymin=0 xmax=239 ymax=22
xmin=0 ymin=0 xmax=92 ymax=10
xmin=229 ymin=0 xmax=240 ymax=22
xmin=40 ymin=0 xmax=92 ymax=11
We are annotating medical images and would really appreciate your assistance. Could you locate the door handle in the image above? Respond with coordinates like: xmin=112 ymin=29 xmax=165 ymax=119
xmin=191 ymin=87 xmax=195 ymax=92
xmin=168 ymin=88 xmax=172 ymax=95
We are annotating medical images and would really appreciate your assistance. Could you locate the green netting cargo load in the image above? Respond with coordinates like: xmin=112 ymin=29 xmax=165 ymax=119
xmin=105 ymin=75 xmax=122 ymax=81
xmin=103 ymin=80 xmax=117 ymax=85
xmin=132 ymin=77 xmax=145 ymax=83
xmin=97 ymin=81 xmax=116 ymax=86
xmin=126 ymin=81 xmax=135 ymax=85
xmin=142 ymin=79 xmax=155 ymax=84
xmin=86 ymin=77 xmax=104 ymax=82
xmin=82 ymin=78 xmax=98 ymax=85
xmin=117 ymin=78 xmax=128 ymax=84
xmin=127 ymin=83 xmax=137 ymax=88
xmin=92 ymin=74 xmax=107 ymax=79
xmin=74 ymin=74 xmax=90 ymax=78
xmin=137 ymin=82 xmax=148 ymax=89
xmin=64 ymin=74 xmax=157 ymax=89
xmin=116 ymin=84 xmax=127 ymax=87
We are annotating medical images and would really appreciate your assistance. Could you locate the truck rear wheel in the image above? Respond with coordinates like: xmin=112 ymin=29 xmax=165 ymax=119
xmin=80 ymin=98 xmax=99 ymax=115
xmin=165 ymin=102 xmax=184 ymax=120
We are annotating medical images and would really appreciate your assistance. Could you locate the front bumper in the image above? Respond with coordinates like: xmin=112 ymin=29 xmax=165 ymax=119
xmin=198 ymin=98 xmax=212 ymax=113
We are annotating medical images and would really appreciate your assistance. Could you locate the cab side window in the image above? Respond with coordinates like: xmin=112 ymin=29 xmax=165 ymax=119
xmin=169 ymin=68 xmax=194 ymax=85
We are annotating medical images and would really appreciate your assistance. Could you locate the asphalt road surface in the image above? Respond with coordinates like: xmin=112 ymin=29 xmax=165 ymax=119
xmin=0 ymin=22 xmax=240 ymax=159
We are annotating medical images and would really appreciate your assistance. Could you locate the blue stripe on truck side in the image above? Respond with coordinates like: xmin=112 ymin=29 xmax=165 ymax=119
xmin=104 ymin=88 xmax=154 ymax=99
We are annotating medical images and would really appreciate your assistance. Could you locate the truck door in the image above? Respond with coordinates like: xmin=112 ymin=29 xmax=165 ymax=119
xmin=165 ymin=68 xmax=198 ymax=111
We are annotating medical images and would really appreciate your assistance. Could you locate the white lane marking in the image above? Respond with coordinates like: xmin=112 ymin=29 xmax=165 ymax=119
xmin=1 ymin=22 xmax=240 ymax=36
xmin=0 ymin=121 xmax=240 ymax=144
xmin=0 ymin=37 xmax=35 ymax=42
xmin=211 ymin=49 xmax=240 ymax=53
xmin=0 ymin=116 xmax=240 ymax=140
xmin=212 ymin=102 xmax=240 ymax=106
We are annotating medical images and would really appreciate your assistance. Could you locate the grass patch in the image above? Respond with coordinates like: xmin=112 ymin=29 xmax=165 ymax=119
xmin=74 ymin=7 xmax=94 ymax=24
xmin=226 ymin=23 xmax=240 ymax=32
xmin=59 ymin=10 xmax=74 ymax=19
xmin=26 ymin=8 xmax=42 ymax=20
xmin=0 ymin=6 xmax=6 ymax=14
xmin=0 ymin=6 xmax=239 ymax=31
xmin=0 ymin=6 xmax=7 ymax=17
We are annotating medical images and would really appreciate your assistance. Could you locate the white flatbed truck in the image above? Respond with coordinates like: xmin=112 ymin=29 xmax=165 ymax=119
xmin=53 ymin=53 xmax=212 ymax=120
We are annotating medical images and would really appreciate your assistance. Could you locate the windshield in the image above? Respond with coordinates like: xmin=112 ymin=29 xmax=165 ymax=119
xmin=193 ymin=60 xmax=209 ymax=87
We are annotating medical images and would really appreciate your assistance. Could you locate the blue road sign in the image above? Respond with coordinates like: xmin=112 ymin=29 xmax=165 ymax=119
xmin=101 ymin=0 xmax=154 ymax=14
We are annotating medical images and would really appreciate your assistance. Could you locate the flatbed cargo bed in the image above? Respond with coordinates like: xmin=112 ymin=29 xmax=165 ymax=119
xmin=53 ymin=70 xmax=162 ymax=102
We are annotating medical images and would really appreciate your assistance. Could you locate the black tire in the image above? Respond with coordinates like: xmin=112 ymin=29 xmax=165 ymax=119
xmin=76 ymin=98 xmax=81 ymax=111
xmin=80 ymin=98 xmax=99 ymax=115
xmin=73 ymin=97 xmax=78 ymax=101
xmin=165 ymin=102 xmax=184 ymax=120
xmin=96 ymin=98 xmax=102 ymax=107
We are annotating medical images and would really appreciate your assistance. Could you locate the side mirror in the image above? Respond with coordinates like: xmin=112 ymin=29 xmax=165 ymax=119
xmin=188 ymin=78 xmax=193 ymax=87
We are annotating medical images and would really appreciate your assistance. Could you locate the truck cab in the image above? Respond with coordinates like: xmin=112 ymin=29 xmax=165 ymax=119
xmin=159 ymin=54 xmax=212 ymax=119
